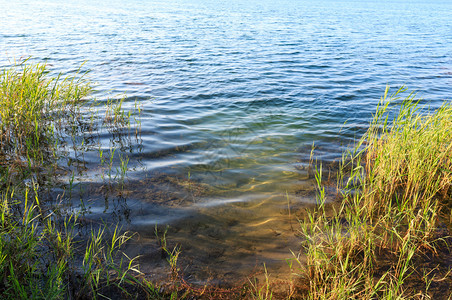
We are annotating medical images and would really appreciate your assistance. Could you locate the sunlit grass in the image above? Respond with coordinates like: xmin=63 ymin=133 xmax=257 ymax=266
xmin=0 ymin=61 xmax=161 ymax=299
xmin=294 ymin=86 xmax=452 ymax=299
xmin=0 ymin=60 xmax=90 ymax=160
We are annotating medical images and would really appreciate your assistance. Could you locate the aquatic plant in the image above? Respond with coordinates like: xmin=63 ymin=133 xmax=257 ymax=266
xmin=0 ymin=61 xmax=163 ymax=299
xmin=294 ymin=86 xmax=452 ymax=299
xmin=0 ymin=60 xmax=89 ymax=162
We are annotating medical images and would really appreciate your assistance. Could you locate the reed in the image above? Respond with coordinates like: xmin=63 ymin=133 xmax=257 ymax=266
xmin=295 ymin=86 xmax=452 ymax=299
xmin=0 ymin=60 xmax=89 ymax=159
xmin=0 ymin=61 xmax=165 ymax=299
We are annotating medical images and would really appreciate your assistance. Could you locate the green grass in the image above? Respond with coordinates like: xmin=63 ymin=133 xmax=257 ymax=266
xmin=293 ymin=86 xmax=452 ymax=299
xmin=0 ymin=60 xmax=89 ymax=164
xmin=0 ymin=61 xmax=165 ymax=299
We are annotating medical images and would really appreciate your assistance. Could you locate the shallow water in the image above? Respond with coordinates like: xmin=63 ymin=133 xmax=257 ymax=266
xmin=1 ymin=0 xmax=452 ymax=284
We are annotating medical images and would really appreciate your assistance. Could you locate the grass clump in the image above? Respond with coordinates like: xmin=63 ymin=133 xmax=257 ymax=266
xmin=0 ymin=61 xmax=90 ymax=163
xmin=295 ymin=86 xmax=452 ymax=299
xmin=0 ymin=61 xmax=164 ymax=299
xmin=0 ymin=190 xmax=140 ymax=299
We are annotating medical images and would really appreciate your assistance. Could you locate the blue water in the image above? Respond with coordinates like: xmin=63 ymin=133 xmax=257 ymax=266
xmin=1 ymin=0 xmax=452 ymax=282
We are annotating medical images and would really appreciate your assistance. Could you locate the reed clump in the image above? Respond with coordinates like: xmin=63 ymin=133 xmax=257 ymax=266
xmin=295 ymin=86 xmax=452 ymax=299
xmin=0 ymin=61 xmax=90 ymax=159
xmin=0 ymin=61 xmax=166 ymax=299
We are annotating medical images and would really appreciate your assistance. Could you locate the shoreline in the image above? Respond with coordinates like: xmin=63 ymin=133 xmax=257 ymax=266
xmin=1 ymin=63 xmax=451 ymax=299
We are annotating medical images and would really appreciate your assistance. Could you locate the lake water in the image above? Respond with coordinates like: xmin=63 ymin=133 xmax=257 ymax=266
xmin=1 ymin=0 xmax=451 ymax=285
